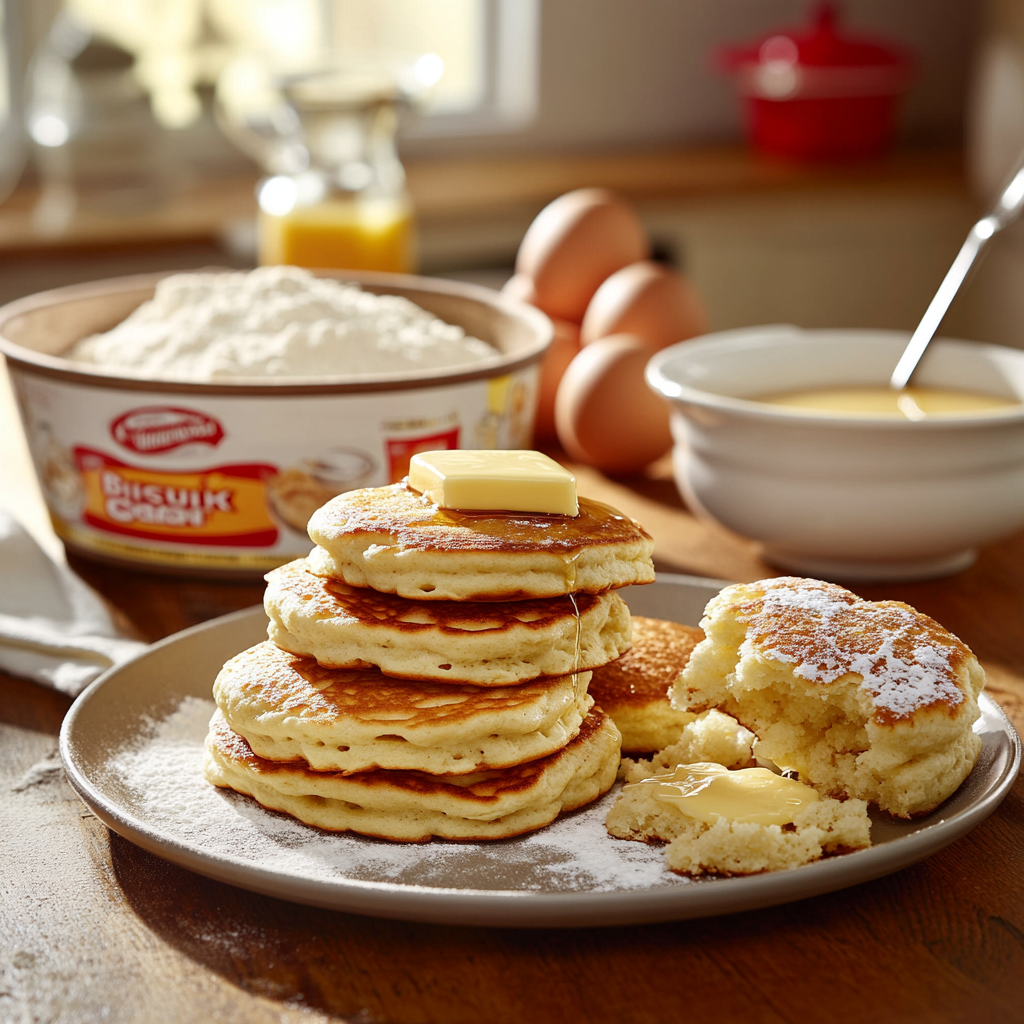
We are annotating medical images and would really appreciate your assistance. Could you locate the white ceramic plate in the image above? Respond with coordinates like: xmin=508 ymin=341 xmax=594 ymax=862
xmin=60 ymin=575 xmax=1021 ymax=928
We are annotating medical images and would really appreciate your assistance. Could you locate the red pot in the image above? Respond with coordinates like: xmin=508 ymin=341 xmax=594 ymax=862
xmin=718 ymin=3 xmax=914 ymax=161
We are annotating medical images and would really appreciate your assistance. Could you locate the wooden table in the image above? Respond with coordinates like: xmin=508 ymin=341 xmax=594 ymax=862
xmin=2 ymin=452 xmax=1023 ymax=1023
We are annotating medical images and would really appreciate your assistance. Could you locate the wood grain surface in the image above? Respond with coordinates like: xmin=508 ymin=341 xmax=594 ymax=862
xmin=2 ymin=457 xmax=1023 ymax=1024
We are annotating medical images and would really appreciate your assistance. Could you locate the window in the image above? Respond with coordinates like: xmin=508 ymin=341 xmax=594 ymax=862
xmin=210 ymin=0 xmax=538 ymax=136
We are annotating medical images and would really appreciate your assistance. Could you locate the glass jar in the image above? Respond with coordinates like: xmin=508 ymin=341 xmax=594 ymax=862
xmin=219 ymin=65 xmax=415 ymax=272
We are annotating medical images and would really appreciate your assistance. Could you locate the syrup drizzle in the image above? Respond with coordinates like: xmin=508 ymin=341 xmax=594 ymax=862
xmin=564 ymin=550 xmax=582 ymax=685
xmin=569 ymin=592 xmax=581 ymax=687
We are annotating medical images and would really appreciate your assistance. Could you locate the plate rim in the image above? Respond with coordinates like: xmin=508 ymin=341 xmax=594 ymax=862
xmin=59 ymin=578 xmax=1023 ymax=928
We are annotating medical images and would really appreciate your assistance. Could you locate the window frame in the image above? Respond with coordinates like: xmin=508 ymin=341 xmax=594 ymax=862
xmin=404 ymin=0 xmax=538 ymax=139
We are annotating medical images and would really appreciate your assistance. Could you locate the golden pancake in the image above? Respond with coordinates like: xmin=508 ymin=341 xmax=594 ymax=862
xmin=214 ymin=640 xmax=593 ymax=774
xmin=265 ymin=558 xmax=632 ymax=685
xmin=672 ymin=577 xmax=985 ymax=817
xmin=306 ymin=482 xmax=655 ymax=600
xmin=203 ymin=707 xmax=622 ymax=841
xmin=588 ymin=616 xmax=701 ymax=752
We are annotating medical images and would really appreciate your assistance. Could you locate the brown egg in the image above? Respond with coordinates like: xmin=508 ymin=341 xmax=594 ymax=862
xmin=501 ymin=273 xmax=539 ymax=306
xmin=555 ymin=333 xmax=672 ymax=475
xmin=580 ymin=261 xmax=709 ymax=350
xmin=533 ymin=318 xmax=581 ymax=442
xmin=515 ymin=189 xmax=649 ymax=322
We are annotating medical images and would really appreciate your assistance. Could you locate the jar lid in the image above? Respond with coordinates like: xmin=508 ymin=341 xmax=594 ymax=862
xmin=719 ymin=4 xmax=914 ymax=99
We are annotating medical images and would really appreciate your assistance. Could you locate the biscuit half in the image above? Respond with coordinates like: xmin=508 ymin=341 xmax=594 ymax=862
xmin=603 ymin=711 xmax=868 ymax=875
xmin=672 ymin=577 xmax=985 ymax=817
xmin=606 ymin=763 xmax=871 ymax=876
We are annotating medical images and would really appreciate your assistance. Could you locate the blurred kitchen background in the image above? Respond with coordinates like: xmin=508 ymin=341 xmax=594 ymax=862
xmin=1 ymin=0 xmax=1023 ymax=346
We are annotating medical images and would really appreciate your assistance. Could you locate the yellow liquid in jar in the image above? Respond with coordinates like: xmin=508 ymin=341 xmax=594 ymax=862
xmin=758 ymin=386 xmax=1018 ymax=419
xmin=258 ymin=196 xmax=414 ymax=273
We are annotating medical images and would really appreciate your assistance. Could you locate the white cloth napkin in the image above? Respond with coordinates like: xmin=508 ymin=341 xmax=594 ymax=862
xmin=0 ymin=510 xmax=147 ymax=696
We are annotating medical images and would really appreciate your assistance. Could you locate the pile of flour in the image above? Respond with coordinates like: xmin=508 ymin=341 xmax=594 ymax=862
xmin=70 ymin=267 xmax=498 ymax=381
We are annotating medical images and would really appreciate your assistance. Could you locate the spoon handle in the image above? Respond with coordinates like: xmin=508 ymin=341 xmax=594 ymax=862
xmin=890 ymin=163 xmax=1024 ymax=390
xmin=889 ymin=219 xmax=994 ymax=390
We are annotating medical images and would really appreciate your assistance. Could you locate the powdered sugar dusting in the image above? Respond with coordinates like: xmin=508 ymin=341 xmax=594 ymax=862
xmin=737 ymin=578 xmax=968 ymax=721
xmin=107 ymin=697 xmax=678 ymax=894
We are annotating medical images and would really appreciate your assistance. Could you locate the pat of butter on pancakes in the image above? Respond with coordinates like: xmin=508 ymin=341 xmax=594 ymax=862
xmin=408 ymin=449 xmax=579 ymax=516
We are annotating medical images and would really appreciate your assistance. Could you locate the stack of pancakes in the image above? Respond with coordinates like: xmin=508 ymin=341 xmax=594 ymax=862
xmin=204 ymin=482 xmax=656 ymax=841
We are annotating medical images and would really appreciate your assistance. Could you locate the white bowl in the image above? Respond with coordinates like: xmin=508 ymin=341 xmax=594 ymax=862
xmin=646 ymin=326 xmax=1024 ymax=581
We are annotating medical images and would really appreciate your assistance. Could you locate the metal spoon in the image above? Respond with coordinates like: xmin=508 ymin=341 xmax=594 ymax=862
xmin=890 ymin=161 xmax=1024 ymax=390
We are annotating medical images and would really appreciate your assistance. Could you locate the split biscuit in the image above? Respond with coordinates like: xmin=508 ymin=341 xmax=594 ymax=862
xmin=672 ymin=577 xmax=985 ymax=818
xmin=306 ymin=483 xmax=655 ymax=601
xmin=214 ymin=640 xmax=594 ymax=775
xmin=204 ymin=707 xmax=621 ymax=842
xmin=588 ymin=616 xmax=701 ymax=753
xmin=265 ymin=558 xmax=631 ymax=685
